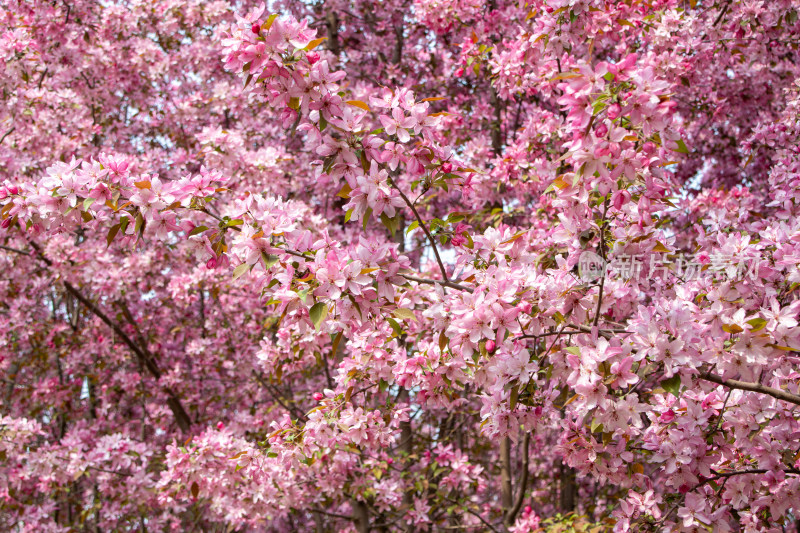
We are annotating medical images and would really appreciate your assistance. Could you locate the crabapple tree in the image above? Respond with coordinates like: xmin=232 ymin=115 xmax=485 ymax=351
xmin=1 ymin=0 xmax=800 ymax=531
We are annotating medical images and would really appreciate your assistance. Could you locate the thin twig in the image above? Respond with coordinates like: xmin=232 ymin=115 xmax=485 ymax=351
xmin=25 ymin=239 xmax=193 ymax=432
xmin=444 ymin=498 xmax=500 ymax=533
xmin=400 ymin=273 xmax=473 ymax=293
xmin=390 ymin=179 xmax=449 ymax=282
xmin=592 ymin=199 xmax=609 ymax=327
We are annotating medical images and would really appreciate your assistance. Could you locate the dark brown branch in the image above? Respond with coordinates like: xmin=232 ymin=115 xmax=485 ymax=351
xmin=308 ymin=508 xmax=352 ymax=520
xmin=325 ymin=12 xmax=340 ymax=57
xmin=0 ymin=127 xmax=15 ymax=145
xmin=400 ymin=273 xmax=473 ymax=293
xmin=0 ymin=244 xmax=29 ymax=255
xmin=713 ymin=0 xmax=731 ymax=26
xmin=253 ymin=372 xmax=308 ymax=421
xmin=693 ymin=467 xmax=800 ymax=492
xmin=390 ymin=180 xmax=450 ymax=282
xmin=26 ymin=240 xmax=192 ymax=432
xmin=505 ymin=432 xmax=530 ymax=527
xmin=500 ymin=437 xmax=513 ymax=513
xmin=62 ymin=281 xmax=192 ymax=432
xmin=700 ymin=372 xmax=800 ymax=406
xmin=444 ymin=497 xmax=500 ymax=533
xmin=592 ymin=199 xmax=609 ymax=327
xmin=351 ymin=499 xmax=369 ymax=533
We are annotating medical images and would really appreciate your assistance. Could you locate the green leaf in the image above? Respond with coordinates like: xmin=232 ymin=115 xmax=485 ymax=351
xmin=675 ymin=139 xmax=690 ymax=154
xmin=661 ymin=375 xmax=682 ymax=398
xmin=263 ymin=13 xmax=278 ymax=31
xmin=380 ymin=212 xmax=400 ymax=237
xmin=232 ymin=263 xmax=251 ymax=280
xmin=309 ymin=302 xmax=328 ymax=331
xmin=406 ymin=220 xmax=420 ymax=234
xmin=591 ymin=418 xmax=604 ymax=433
xmin=106 ymin=224 xmax=120 ymax=247
xmin=464 ymin=232 xmax=474 ymax=249
xmin=746 ymin=317 xmax=767 ymax=332
xmin=362 ymin=207 xmax=373 ymax=230
xmin=392 ymin=308 xmax=417 ymax=321
xmin=565 ymin=346 xmax=581 ymax=356
xmin=188 ymin=225 xmax=208 ymax=237
xmin=134 ymin=212 xmax=145 ymax=238
xmin=295 ymin=287 xmax=310 ymax=304
xmin=261 ymin=252 xmax=279 ymax=269
xmin=83 ymin=197 xmax=95 ymax=210
xmin=509 ymin=385 xmax=519 ymax=410
xmin=344 ymin=208 xmax=354 ymax=223
xmin=119 ymin=216 xmax=130 ymax=235
xmin=386 ymin=317 xmax=403 ymax=336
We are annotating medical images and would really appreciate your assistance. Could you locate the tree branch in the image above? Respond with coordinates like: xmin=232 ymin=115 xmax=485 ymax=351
xmin=400 ymin=273 xmax=473 ymax=293
xmin=592 ymin=199 xmax=609 ymax=327
xmin=253 ymin=371 xmax=308 ymax=421
xmin=62 ymin=281 xmax=192 ymax=432
xmin=390 ymin=180 xmax=450 ymax=283
xmin=700 ymin=372 xmax=800 ymax=406
xmin=25 ymin=240 xmax=192 ymax=432
xmin=0 ymin=127 xmax=15 ymax=145
xmin=505 ymin=432 xmax=530 ymax=527
xmin=500 ymin=437 xmax=513 ymax=514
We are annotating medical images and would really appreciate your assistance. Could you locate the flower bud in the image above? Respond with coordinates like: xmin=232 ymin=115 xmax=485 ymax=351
xmin=607 ymin=103 xmax=621 ymax=120
xmin=594 ymin=122 xmax=609 ymax=138
xmin=206 ymin=257 xmax=217 ymax=269
xmin=441 ymin=162 xmax=453 ymax=174
xmin=306 ymin=52 xmax=320 ymax=64
xmin=313 ymin=392 xmax=324 ymax=401
xmin=251 ymin=23 xmax=260 ymax=34
xmin=485 ymin=340 xmax=496 ymax=353
xmin=659 ymin=409 xmax=675 ymax=423
xmin=612 ymin=189 xmax=631 ymax=210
